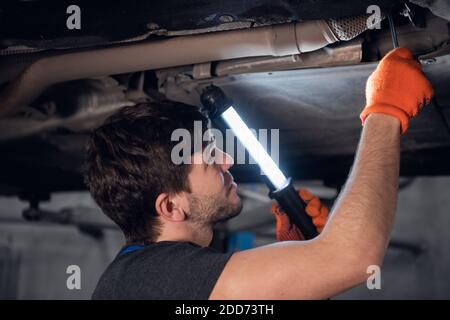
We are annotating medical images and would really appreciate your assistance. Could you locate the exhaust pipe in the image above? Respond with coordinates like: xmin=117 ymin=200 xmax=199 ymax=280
xmin=0 ymin=15 xmax=370 ymax=115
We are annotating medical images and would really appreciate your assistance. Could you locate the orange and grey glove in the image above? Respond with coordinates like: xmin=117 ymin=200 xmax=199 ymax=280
xmin=270 ymin=188 xmax=329 ymax=241
xmin=360 ymin=47 xmax=434 ymax=134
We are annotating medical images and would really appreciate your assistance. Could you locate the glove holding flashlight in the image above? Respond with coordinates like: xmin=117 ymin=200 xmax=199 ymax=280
xmin=271 ymin=188 xmax=329 ymax=241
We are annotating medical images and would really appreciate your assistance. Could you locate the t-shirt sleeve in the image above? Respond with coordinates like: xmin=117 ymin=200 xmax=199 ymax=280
xmin=136 ymin=242 xmax=233 ymax=300
xmin=93 ymin=241 xmax=234 ymax=300
xmin=180 ymin=244 xmax=234 ymax=300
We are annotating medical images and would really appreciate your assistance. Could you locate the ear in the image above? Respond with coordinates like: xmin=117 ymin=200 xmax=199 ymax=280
xmin=155 ymin=192 xmax=187 ymax=222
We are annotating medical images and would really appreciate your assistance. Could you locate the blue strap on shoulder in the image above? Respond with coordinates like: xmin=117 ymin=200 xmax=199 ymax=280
xmin=119 ymin=244 xmax=146 ymax=256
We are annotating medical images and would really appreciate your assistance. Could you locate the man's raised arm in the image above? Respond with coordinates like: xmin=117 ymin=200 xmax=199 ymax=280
xmin=210 ymin=48 xmax=433 ymax=300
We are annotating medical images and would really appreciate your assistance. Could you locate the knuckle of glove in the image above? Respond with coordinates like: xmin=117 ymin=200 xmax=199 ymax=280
xmin=387 ymin=47 xmax=414 ymax=60
xmin=305 ymin=203 xmax=321 ymax=218
xmin=305 ymin=197 xmax=322 ymax=218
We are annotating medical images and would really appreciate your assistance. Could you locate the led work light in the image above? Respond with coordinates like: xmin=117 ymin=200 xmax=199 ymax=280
xmin=201 ymin=85 xmax=318 ymax=240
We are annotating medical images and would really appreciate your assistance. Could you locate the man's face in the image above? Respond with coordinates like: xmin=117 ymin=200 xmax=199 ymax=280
xmin=186 ymin=142 xmax=242 ymax=226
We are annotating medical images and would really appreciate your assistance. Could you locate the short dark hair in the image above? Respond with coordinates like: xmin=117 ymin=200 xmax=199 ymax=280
xmin=84 ymin=101 xmax=209 ymax=243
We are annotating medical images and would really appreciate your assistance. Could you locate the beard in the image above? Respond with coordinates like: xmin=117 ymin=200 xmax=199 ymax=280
xmin=187 ymin=191 xmax=243 ymax=227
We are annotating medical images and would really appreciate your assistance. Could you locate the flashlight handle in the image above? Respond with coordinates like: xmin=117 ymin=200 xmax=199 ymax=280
xmin=269 ymin=180 xmax=319 ymax=240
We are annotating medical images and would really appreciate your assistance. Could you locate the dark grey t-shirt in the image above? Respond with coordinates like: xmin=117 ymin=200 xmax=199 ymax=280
xmin=92 ymin=241 xmax=233 ymax=300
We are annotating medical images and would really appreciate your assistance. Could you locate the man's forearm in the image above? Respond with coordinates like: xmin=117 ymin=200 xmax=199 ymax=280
xmin=322 ymin=113 xmax=401 ymax=264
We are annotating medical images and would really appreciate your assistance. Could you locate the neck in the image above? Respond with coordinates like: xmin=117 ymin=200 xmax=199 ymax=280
xmin=156 ymin=222 xmax=214 ymax=247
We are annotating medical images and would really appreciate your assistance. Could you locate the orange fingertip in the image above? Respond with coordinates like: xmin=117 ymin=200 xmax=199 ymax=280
xmin=313 ymin=216 xmax=326 ymax=226
xmin=299 ymin=188 xmax=314 ymax=201
xmin=309 ymin=197 xmax=320 ymax=208
xmin=306 ymin=203 xmax=321 ymax=218
xmin=320 ymin=206 xmax=329 ymax=218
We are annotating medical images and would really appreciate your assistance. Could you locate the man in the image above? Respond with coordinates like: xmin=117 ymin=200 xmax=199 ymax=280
xmin=85 ymin=48 xmax=433 ymax=299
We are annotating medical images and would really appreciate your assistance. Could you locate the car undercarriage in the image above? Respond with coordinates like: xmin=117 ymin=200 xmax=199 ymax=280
xmin=1 ymin=0 xmax=450 ymax=301
xmin=1 ymin=0 xmax=450 ymax=200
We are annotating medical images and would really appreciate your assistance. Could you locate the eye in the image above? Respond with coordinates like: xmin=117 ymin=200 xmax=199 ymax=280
xmin=202 ymin=133 xmax=218 ymax=166
xmin=202 ymin=142 xmax=216 ymax=166
xmin=206 ymin=146 xmax=216 ymax=165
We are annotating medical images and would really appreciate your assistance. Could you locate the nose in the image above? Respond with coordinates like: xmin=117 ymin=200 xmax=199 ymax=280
xmin=216 ymin=148 xmax=234 ymax=172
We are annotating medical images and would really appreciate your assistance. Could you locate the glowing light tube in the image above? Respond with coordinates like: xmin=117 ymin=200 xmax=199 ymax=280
xmin=221 ymin=106 xmax=287 ymax=190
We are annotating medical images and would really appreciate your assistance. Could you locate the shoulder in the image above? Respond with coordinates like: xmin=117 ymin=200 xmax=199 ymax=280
xmin=93 ymin=241 xmax=233 ymax=300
